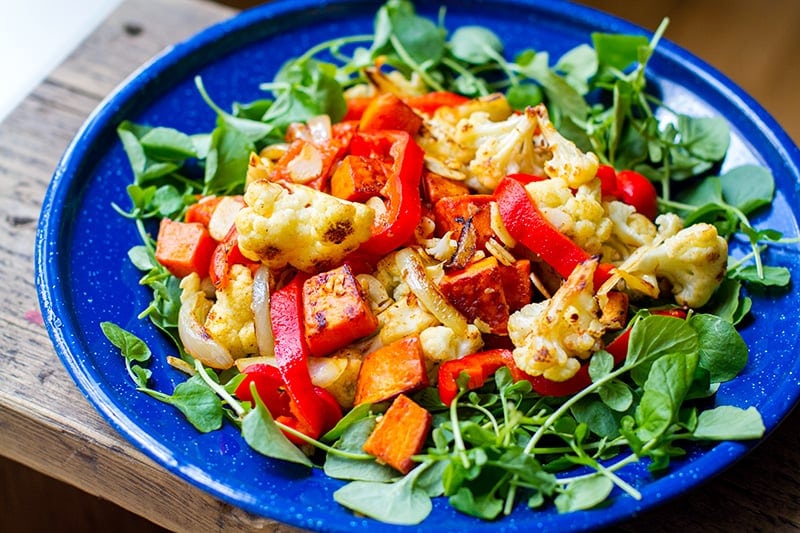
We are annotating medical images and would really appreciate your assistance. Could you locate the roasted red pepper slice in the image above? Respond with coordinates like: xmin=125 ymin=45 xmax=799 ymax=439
xmin=404 ymin=91 xmax=470 ymax=115
xmin=209 ymin=225 xmax=258 ymax=290
xmin=438 ymin=349 xmax=525 ymax=406
xmin=494 ymin=175 xmax=614 ymax=287
xmin=268 ymin=273 xmax=342 ymax=439
xmin=351 ymin=130 xmax=424 ymax=256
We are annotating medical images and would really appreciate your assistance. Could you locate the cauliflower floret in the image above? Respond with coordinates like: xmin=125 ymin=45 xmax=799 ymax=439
xmin=532 ymin=104 xmax=599 ymax=188
xmin=623 ymin=222 xmax=728 ymax=308
xmin=204 ymin=264 xmax=257 ymax=359
xmin=525 ymin=177 xmax=613 ymax=255
xmin=455 ymin=106 xmax=546 ymax=192
xmin=415 ymin=93 xmax=514 ymax=182
xmin=236 ymin=180 xmax=374 ymax=272
xmin=419 ymin=324 xmax=484 ymax=364
xmin=601 ymin=200 xmax=659 ymax=262
xmin=508 ymin=259 xmax=605 ymax=381
xmin=377 ymin=290 xmax=439 ymax=345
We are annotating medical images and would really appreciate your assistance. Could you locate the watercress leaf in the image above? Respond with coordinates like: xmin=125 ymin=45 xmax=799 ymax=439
xmin=127 ymin=245 xmax=157 ymax=271
xmin=676 ymin=114 xmax=730 ymax=162
xmin=730 ymin=265 xmax=791 ymax=288
xmin=321 ymin=402 xmax=372 ymax=442
xmin=100 ymin=321 xmax=151 ymax=363
xmin=139 ymin=127 xmax=198 ymax=161
xmin=636 ymin=351 xmax=699 ymax=440
xmin=689 ymin=313 xmax=748 ymax=383
xmin=131 ymin=365 xmax=152 ymax=389
xmin=449 ymin=26 xmax=503 ymax=65
xmin=164 ymin=370 xmax=224 ymax=433
xmin=692 ymin=405 xmax=765 ymax=440
xmin=719 ymin=165 xmax=774 ymax=215
xmin=449 ymin=486 xmax=503 ymax=520
xmin=415 ymin=460 xmax=448 ymax=497
xmin=589 ymin=350 xmax=614 ymax=381
xmin=195 ymin=77 xmax=274 ymax=143
xmin=703 ymin=278 xmax=749 ymax=324
xmin=506 ymin=82 xmax=544 ymax=110
xmin=514 ymin=51 xmax=588 ymax=122
xmin=203 ymin=121 xmax=253 ymax=196
xmin=324 ymin=418 xmax=397 ymax=482
xmin=676 ymin=176 xmax=723 ymax=208
xmin=626 ymin=314 xmax=699 ymax=369
xmin=572 ymin=397 xmax=623 ymax=439
xmin=153 ymin=184 xmax=187 ymax=218
xmin=334 ymin=475 xmax=432 ymax=525
xmin=117 ymin=125 xmax=148 ymax=179
xmin=598 ymin=380 xmax=634 ymax=412
xmin=241 ymin=385 xmax=313 ymax=467
xmin=554 ymin=44 xmax=598 ymax=94
xmin=554 ymin=475 xmax=614 ymax=513
xmin=591 ymin=32 xmax=649 ymax=71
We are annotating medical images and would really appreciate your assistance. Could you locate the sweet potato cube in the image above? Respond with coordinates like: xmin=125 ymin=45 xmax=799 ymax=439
xmin=433 ymin=194 xmax=495 ymax=249
xmin=362 ymin=394 xmax=432 ymax=474
xmin=303 ymin=264 xmax=379 ymax=357
xmin=154 ymin=218 xmax=215 ymax=279
xmin=499 ymin=259 xmax=532 ymax=312
xmin=330 ymin=154 xmax=388 ymax=202
xmin=354 ymin=336 xmax=428 ymax=405
xmin=439 ymin=256 xmax=510 ymax=334
xmin=359 ymin=92 xmax=423 ymax=135
xmin=422 ymin=171 xmax=469 ymax=205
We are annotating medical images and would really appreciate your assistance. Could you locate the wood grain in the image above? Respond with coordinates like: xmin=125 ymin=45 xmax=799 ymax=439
xmin=1 ymin=0 xmax=799 ymax=531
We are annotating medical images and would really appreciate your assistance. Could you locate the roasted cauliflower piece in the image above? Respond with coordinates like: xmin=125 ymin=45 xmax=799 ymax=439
xmin=532 ymin=104 xmax=599 ymax=188
xmin=601 ymin=200 xmax=659 ymax=262
xmin=622 ymin=220 xmax=728 ymax=308
xmin=419 ymin=324 xmax=484 ymax=364
xmin=204 ymin=264 xmax=258 ymax=359
xmin=508 ymin=259 xmax=605 ymax=381
xmin=455 ymin=106 xmax=545 ymax=192
xmin=235 ymin=180 xmax=374 ymax=272
xmin=525 ymin=176 xmax=613 ymax=255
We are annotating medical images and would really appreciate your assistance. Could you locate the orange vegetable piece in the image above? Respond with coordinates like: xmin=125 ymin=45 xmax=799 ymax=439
xmin=303 ymin=264 xmax=379 ymax=357
xmin=362 ymin=394 xmax=432 ymax=474
xmin=330 ymin=154 xmax=388 ymax=202
xmin=499 ymin=259 xmax=532 ymax=312
xmin=433 ymin=194 xmax=495 ymax=249
xmin=359 ymin=93 xmax=423 ymax=135
xmin=185 ymin=196 xmax=223 ymax=227
xmin=421 ymin=171 xmax=469 ymax=205
xmin=154 ymin=218 xmax=216 ymax=279
xmin=354 ymin=336 xmax=429 ymax=405
xmin=439 ymin=256 xmax=510 ymax=335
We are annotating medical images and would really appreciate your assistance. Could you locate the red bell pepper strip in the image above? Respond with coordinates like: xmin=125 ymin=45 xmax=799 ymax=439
xmin=209 ymin=225 xmax=258 ymax=290
xmin=268 ymin=273 xmax=342 ymax=439
xmin=351 ymin=131 xmax=424 ymax=256
xmin=404 ymin=91 xmax=470 ymax=115
xmin=438 ymin=349 xmax=525 ymax=406
xmin=494 ymin=176 xmax=614 ymax=287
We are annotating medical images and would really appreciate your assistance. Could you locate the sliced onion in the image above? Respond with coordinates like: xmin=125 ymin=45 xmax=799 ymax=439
xmin=178 ymin=289 xmax=234 ymax=369
xmin=308 ymin=357 xmax=348 ymax=388
xmin=395 ymin=247 xmax=468 ymax=336
xmin=251 ymin=266 xmax=275 ymax=358
xmin=306 ymin=114 xmax=332 ymax=145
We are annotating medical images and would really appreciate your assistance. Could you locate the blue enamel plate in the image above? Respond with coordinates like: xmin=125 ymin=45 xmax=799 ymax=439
xmin=35 ymin=0 xmax=800 ymax=531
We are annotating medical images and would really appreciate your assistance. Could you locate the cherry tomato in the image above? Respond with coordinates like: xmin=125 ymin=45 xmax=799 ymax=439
xmin=595 ymin=164 xmax=619 ymax=199
xmin=615 ymin=170 xmax=659 ymax=220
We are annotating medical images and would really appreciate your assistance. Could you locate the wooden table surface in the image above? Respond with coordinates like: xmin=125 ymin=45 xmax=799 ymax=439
xmin=2 ymin=0 xmax=799 ymax=531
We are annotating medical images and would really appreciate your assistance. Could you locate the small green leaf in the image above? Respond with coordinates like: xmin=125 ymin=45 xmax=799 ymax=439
xmin=555 ymin=475 xmax=614 ymax=513
xmin=241 ymin=386 xmax=313 ymax=467
xmin=449 ymin=26 xmax=504 ymax=65
xmin=730 ymin=265 xmax=791 ymax=288
xmin=690 ymin=314 xmax=748 ymax=383
xmin=719 ymin=165 xmax=774 ymax=215
xmin=693 ymin=406 xmax=765 ymax=440
xmin=100 ymin=322 xmax=151 ymax=363
xmin=334 ymin=473 xmax=433 ymax=525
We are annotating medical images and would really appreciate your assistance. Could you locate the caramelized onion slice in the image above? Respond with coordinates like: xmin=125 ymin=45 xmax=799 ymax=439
xmin=178 ymin=287 xmax=234 ymax=369
xmin=395 ymin=247 xmax=468 ymax=336
xmin=251 ymin=266 xmax=275 ymax=358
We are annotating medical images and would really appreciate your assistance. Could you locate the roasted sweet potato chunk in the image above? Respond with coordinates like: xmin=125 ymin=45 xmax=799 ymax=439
xmin=359 ymin=92 xmax=423 ymax=135
xmin=422 ymin=171 xmax=469 ymax=205
xmin=433 ymin=194 xmax=495 ymax=249
xmin=354 ymin=336 xmax=428 ymax=405
xmin=439 ymin=256 xmax=510 ymax=334
xmin=363 ymin=394 xmax=432 ymax=474
xmin=303 ymin=264 xmax=379 ymax=357
xmin=330 ymin=154 xmax=388 ymax=202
